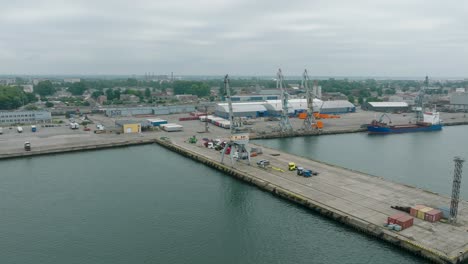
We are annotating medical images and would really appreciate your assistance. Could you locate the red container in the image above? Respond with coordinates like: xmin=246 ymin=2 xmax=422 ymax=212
xmin=425 ymin=209 xmax=442 ymax=222
xmin=395 ymin=215 xmax=414 ymax=230
xmin=387 ymin=213 xmax=406 ymax=224
xmin=191 ymin=112 xmax=206 ymax=117
xmin=410 ymin=205 xmax=426 ymax=217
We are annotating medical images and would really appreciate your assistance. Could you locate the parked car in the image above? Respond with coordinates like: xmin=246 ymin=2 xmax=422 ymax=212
xmin=256 ymin=159 xmax=270 ymax=168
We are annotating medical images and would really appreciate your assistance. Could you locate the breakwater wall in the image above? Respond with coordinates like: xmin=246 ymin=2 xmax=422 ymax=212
xmin=0 ymin=139 xmax=155 ymax=160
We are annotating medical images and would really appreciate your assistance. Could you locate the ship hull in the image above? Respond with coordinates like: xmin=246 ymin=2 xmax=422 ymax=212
xmin=367 ymin=124 xmax=443 ymax=134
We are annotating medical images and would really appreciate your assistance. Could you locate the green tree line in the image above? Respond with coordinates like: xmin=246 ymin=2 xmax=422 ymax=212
xmin=0 ymin=86 xmax=37 ymax=110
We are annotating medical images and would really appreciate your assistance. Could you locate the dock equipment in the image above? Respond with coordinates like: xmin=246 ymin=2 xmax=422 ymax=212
xmin=288 ymin=162 xmax=297 ymax=171
xmin=220 ymin=74 xmax=251 ymax=166
xmin=188 ymin=136 xmax=197 ymax=144
xmin=256 ymin=159 xmax=270 ymax=168
xmin=24 ymin=141 xmax=31 ymax=151
xmin=271 ymin=166 xmax=284 ymax=172
xmin=450 ymin=156 xmax=464 ymax=223
xmin=277 ymin=69 xmax=293 ymax=133
xmin=301 ymin=69 xmax=318 ymax=131
xmin=297 ymin=167 xmax=304 ymax=176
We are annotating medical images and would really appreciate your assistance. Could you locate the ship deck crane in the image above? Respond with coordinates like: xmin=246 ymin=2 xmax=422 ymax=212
xmin=277 ymin=69 xmax=293 ymax=133
xmin=221 ymin=74 xmax=251 ymax=166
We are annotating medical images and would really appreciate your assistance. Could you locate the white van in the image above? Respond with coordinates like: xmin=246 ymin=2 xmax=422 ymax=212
xmin=0 ymin=127 xmax=3 ymax=134
xmin=17 ymin=126 xmax=23 ymax=133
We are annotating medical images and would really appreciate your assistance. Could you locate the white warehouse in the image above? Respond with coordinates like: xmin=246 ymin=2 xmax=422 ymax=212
xmin=214 ymin=99 xmax=356 ymax=118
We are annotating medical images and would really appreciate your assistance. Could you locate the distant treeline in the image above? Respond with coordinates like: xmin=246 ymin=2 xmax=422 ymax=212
xmin=0 ymin=86 xmax=37 ymax=110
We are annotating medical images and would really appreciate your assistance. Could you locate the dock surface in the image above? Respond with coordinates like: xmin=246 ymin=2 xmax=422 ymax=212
xmin=156 ymin=136 xmax=468 ymax=264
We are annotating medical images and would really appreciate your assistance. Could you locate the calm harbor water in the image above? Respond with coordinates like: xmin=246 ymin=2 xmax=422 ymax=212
xmin=2 ymin=126 xmax=467 ymax=263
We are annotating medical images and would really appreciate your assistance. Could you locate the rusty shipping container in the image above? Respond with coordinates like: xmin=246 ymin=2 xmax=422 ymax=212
xmin=387 ymin=213 xmax=406 ymax=224
xmin=417 ymin=207 xmax=433 ymax=220
xmin=395 ymin=215 xmax=414 ymax=230
xmin=425 ymin=209 xmax=442 ymax=222
xmin=410 ymin=205 xmax=427 ymax=217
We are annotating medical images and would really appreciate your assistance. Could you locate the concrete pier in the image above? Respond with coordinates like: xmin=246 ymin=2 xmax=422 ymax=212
xmin=0 ymin=137 xmax=156 ymax=160
xmin=154 ymin=137 xmax=468 ymax=264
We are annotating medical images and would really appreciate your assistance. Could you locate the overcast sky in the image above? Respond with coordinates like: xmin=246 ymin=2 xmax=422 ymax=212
xmin=1 ymin=0 xmax=467 ymax=77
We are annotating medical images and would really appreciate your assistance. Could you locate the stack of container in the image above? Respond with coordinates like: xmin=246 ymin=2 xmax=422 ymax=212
xmin=417 ymin=207 xmax=433 ymax=220
xmin=410 ymin=205 xmax=443 ymax=222
xmin=395 ymin=215 xmax=414 ymax=229
xmin=199 ymin=115 xmax=215 ymax=122
xmin=190 ymin=111 xmax=207 ymax=117
xmin=387 ymin=213 xmax=406 ymax=224
xmin=438 ymin=206 xmax=450 ymax=219
xmin=387 ymin=213 xmax=414 ymax=230
xmin=217 ymin=120 xmax=230 ymax=129
xmin=147 ymin=118 xmax=168 ymax=127
xmin=410 ymin=205 xmax=426 ymax=217
xmin=160 ymin=123 xmax=183 ymax=132
xmin=425 ymin=209 xmax=443 ymax=222
xmin=179 ymin=116 xmax=200 ymax=121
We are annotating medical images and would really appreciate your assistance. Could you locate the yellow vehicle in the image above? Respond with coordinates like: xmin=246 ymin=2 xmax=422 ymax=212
xmin=288 ymin=162 xmax=297 ymax=171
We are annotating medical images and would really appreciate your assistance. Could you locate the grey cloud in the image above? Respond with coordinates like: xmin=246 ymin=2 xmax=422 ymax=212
xmin=0 ymin=0 xmax=467 ymax=76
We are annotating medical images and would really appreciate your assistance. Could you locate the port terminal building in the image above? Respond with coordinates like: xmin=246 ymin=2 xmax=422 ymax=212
xmin=362 ymin=102 xmax=409 ymax=112
xmin=104 ymin=105 xmax=196 ymax=117
xmin=0 ymin=110 xmax=52 ymax=125
xmin=115 ymin=120 xmax=142 ymax=133
xmin=450 ymin=92 xmax=468 ymax=111
xmin=214 ymin=99 xmax=355 ymax=118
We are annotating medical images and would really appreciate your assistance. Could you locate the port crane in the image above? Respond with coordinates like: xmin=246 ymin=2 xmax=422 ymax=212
xmin=301 ymin=69 xmax=317 ymax=130
xmin=221 ymin=74 xmax=251 ymax=166
xmin=277 ymin=69 xmax=293 ymax=133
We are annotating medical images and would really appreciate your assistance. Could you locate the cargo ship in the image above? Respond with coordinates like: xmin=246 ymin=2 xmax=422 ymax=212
xmin=367 ymin=111 xmax=443 ymax=134
xmin=367 ymin=76 xmax=443 ymax=134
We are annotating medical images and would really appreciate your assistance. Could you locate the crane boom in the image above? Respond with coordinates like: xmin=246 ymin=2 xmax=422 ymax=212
xmin=302 ymin=69 xmax=316 ymax=130
xmin=277 ymin=69 xmax=293 ymax=132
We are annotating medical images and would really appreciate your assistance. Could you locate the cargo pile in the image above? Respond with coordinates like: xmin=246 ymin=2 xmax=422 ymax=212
xmin=387 ymin=213 xmax=414 ymax=231
xmin=410 ymin=205 xmax=442 ymax=223
xmin=178 ymin=116 xmax=200 ymax=121
xmin=199 ymin=115 xmax=230 ymax=129
xmin=160 ymin=123 xmax=183 ymax=132
xmin=147 ymin=118 xmax=168 ymax=127
xmin=190 ymin=111 xmax=207 ymax=117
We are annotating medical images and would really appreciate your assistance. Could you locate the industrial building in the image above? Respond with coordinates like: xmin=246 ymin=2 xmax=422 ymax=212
xmin=215 ymin=102 xmax=269 ymax=118
xmin=264 ymin=99 xmax=321 ymax=116
xmin=362 ymin=102 xmax=409 ymax=112
xmin=105 ymin=105 xmax=196 ymax=117
xmin=230 ymin=95 xmax=279 ymax=102
xmin=115 ymin=120 xmax=142 ymax=133
xmin=450 ymin=92 xmax=468 ymax=111
xmin=214 ymin=99 xmax=356 ymax=118
xmin=265 ymin=99 xmax=355 ymax=115
xmin=319 ymin=100 xmax=356 ymax=114
xmin=0 ymin=110 xmax=52 ymax=125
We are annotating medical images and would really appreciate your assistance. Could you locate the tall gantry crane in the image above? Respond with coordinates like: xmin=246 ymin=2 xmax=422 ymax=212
xmin=277 ymin=69 xmax=293 ymax=132
xmin=301 ymin=69 xmax=317 ymax=130
xmin=221 ymin=74 xmax=251 ymax=166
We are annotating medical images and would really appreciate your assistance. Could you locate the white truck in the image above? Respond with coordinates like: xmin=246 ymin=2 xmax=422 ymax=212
xmin=70 ymin=122 xmax=79 ymax=130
